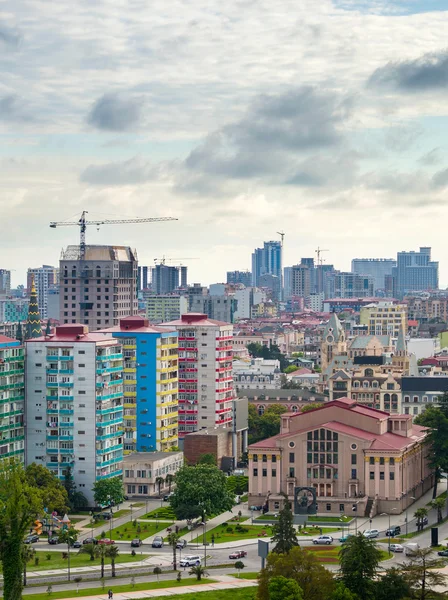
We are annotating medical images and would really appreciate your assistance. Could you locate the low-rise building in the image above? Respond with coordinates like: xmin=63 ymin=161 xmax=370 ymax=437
xmin=401 ymin=375 xmax=448 ymax=417
xmin=233 ymin=358 xmax=281 ymax=390
xmin=146 ymin=295 xmax=188 ymax=323
xmin=238 ymin=388 xmax=327 ymax=415
xmin=360 ymin=302 xmax=408 ymax=338
xmin=248 ymin=398 xmax=433 ymax=515
xmin=123 ymin=451 xmax=184 ymax=497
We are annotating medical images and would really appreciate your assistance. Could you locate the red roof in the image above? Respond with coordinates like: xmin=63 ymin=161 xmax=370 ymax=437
xmin=100 ymin=316 xmax=176 ymax=334
xmin=164 ymin=313 xmax=230 ymax=328
xmin=0 ymin=335 xmax=18 ymax=344
xmin=26 ymin=324 xmax=117 ymax=344
xmin=290 ymin=368 xmax=314 ymax=376
xmin=408 ymin=320 xmax=418 ymax=327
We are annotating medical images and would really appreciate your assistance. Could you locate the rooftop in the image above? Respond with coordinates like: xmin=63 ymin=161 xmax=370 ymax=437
xmin=123 ymin=451 xmax=182 ymax=462
xmin=100 ymin=316 xmax=176 ymax=334
xmin=26 ymin=323 xmax=117 ymax=344
xmin=61 ymin=245 xmax=137 ymax=262
xmin=164 ymin=313 xmax=230 ymax=327
xmin=0 ymin=334 xmax=19 ymax=344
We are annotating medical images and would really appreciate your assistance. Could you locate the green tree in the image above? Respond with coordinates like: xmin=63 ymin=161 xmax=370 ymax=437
xmin=153 ymin=566 xmax=162 ymax=581
xmin=197 ymin=453 xmax=216 ymax=465
xmin=331 ymin=582 xmax=357 ymax=600
xmin=248 ymin=403 xmax=289 ymax=445
xmin=339 ymin=533 xmax=382 ymax=600
xmin=301 ymin=403 xmax=325 ymax=413
xmin=284 ymin=365 xmax=299 ymax=374
xmin=80 ymin=543 xmax=99 ymax=562
xmin=155 ymin=476 xmax=165 ymax=496
xmin=189 ymin=564 xmax=208 ymax=581
xmin=234 ymin=560 xmax=245 ymax=578
xmin=414 ymin=507 xmax=429 ymax=532
xmin=22 ymin=544 xmax=36 ymax=587
xmin=246 ymin=342 xmax=288 ymax=371
xmin=399 ymin=547 xmax=447 ymax=600
xmin=92 ymin=477 xmax=124 ymax=507
xmin=97 ymin=544 xmax=107 ymax=579
xmin=271 ymin=496 xmax=299 ymax=554
xmin=167 ymin=532 xmax=180 ymax=571
xmin=170 ymin=464 xmax=234 ymax=521
xmin=63 ymin=467 xmax=89 ymax=511
xmin=257 ymin=546 xmax=335 ymax=600
xmin=25 ymin=463 xmax=68 ymax=514
xmin=268 ymin=576 xmax=303 ymax=600
xmin=165 ymin=474 xmax=175 ymax=493
xmin=429 ymin=496 xmax=445 ymax=523
xmin=106 ymin=545 xmax=119 ymax=577
xmin=0 ymin=462 xmax=43 ymax=600
xmin=374 ymin=567 xmax=412 ymax=600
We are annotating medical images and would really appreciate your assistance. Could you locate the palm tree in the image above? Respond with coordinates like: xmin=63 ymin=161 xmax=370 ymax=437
xmin=167 ymin=532 xmax=180 ymax=571
xmin=414 ymin=507 xmax=429 ymax=531
xmin=165 ymin=474 xmax=174 ymax=493
xmin=189 ymin=564 xmax=208 ymax=581
xmin=22 ymin=544 xmax=36 ymax=586
xmin=80 ymin=542 xmax=99 ymax=562
xmin=430 ymin=497 xmax=445 ymax=523
xmin=155 ymin=476 xmax=164 ymax=496
xmin=106 ymin=544 xmax=120 ymax=578
xmin=97 ymin=544 xmax=108 ymax=578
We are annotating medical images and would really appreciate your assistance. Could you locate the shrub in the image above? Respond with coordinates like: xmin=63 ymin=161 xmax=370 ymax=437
xmin=226 ymin=527 xmax=234 ymax=533
xmin=177 ymin=571 xmax=182 ymax=582
xmin=131 ymin=550 xmax=136 ymax=556
xmin=35 ymin=557 xmax=40 ymax=566
xmin=46 ymin=553 xmax=52 ymax=561
xmin=221 ymin=522 xmax=227 ymax=527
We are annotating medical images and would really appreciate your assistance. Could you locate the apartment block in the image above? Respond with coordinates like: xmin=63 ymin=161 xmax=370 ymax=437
xmin=59 ymin=245 xmax=138 ymax=331
xmin=163 ymin=313 xmax=235 ymax=439
xmin=360 ymin=302 xmax=408 ymax=337
xmin=227 ymin=271 xmax=252 ymax=287
xmin=27 ymin=265 xmax=58 ymax=319
xmin=396 ymin=247 xmax=439 ymax=298
xmin=146 ymin=295 xmax=188 ymax=323
xmin=25 ymin=324 xmax=124 ymax=502
xmin=100 ymin=316 xmax=178 ymax=454
xmin=0 ymin=269 xmax=11 ymax=295
xmin=0 ymin=298 xmax=29 ymax=323
xmin=351 ymin=258 xmax=396 ymax=292
xmin=0 ymin=336 xmax=25 ymax=462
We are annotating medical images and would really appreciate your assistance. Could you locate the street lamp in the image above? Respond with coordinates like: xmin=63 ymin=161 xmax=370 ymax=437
xmin=202 ymin=511 xmax=207 ymax=568
xmin=381 ymin=509 xmax=397 ymax=554
xmin=352 ymin=501 xmax=359 ymax=534
xmin=406 ymin=496 xmax=416 ymax=536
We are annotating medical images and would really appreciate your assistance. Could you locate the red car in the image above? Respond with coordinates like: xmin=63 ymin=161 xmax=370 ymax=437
xmin=229 ymin=550 xmax=247 ymax=559
xmin=98 ymin=538 xmax=114 ymax=545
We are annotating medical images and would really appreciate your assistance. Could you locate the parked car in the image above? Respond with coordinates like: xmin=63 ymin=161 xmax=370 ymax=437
xmin=405 ymin=543 xmax=420 ymax=556
xmin=179 ymin=555 xmax=201 ymax=567
xmin=438 ymin=549 xmax=448 ymax=557
xmin=152 ymin=536 xmax=164 ymax=548
xmin=48 ymin=536 xmax=59 ymax=545
xmin=390 ymin=544 xmax=404 ymax=553
xmin=229 ymin=550 xmax=247 ymax=559
xmin=101 ymin=512 xmax=113 ymax=520
xmin=131 ymin=538 xmax=142 ymax=548
xmin=83 ymin=537 xmax=98 ymax=545
xmin=313 ymin=535 xmax=334 ymax=545
xmin=363 ymin=529 xmax=379 ymax=539
xmin=339 ymin=534 xmax=353 ymax=543
xmin=98 ymin=538 xmax=114 ymax=545
xmin=176 ymin=539 xmax=187 ymax=549
xmin=24 ymin=535 xmax=39 ymax=544
xmin=250 ymin=505 xmax=263 ymax=511
xmin=386 ymin=525 xmax=401 ymax=537
xmin=417 ymin=516 xmax=429 ymax=527
xmin=71 ymin=540 xmax=82 ymax=548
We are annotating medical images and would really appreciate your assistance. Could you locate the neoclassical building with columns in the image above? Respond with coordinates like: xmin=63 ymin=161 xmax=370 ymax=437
xmin=248 ymin=398 xmax=433 ymax=515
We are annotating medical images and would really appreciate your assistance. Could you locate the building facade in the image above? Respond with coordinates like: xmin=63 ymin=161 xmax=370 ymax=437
xmin=0 ymin=298 xmax=29 ymax=323
xmin=151 ymin=264 xmax=187 ymax=294
xmin=27 ymin=265 xmax=58 ymax=320
xmin=163 ymin=313 xmax=235 ymax=439
xmin=290 ymin=264 xmax=311 ymax=302
xmin=233 ymin=358 xmax=281 ymax=390
xmin=59 ymin=245 xmax=138 ymax=331
xmin=248 ymin=398 xmax=433 ymax=515
xmin=329 ymin=272 xmax=374 ymax=299
xmin=227 ymin=271 xmax=252 ymax=287
xmin=100 ymin=316 xmax=178 ymax=453
xmin=25 ymin=324 xmax=124 ymax=503
xmin=190 ymin=294 xmax=237 ymax=323
xmin=359 ymin=302 xmax=408 ymax=338
xmin=396 ymin=247 xmax=439 ymax=298
xmin=252 ymin=241 xmax=282 ymax=287
xmin=123 ymin=451 xmax=183 ymax=497
xmin=351 ymin=259 xmax=396 ymax=292
xmin=0 ymin=336 xmax=25 ymax=462
xmin=0 ymin=269 xmax=11 ymax=295
xmin=146 ymin=294 xmax=188 ymax=323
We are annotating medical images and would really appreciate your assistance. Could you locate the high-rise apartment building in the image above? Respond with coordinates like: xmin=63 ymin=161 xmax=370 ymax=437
xmin=328 ymin=272 xmax=374 ymax=299
xmin=151 ymin=264 xmax=187 ymax=294
xmin=138 ymin=266 xmax=149 ymax=291
xmin=146 ymin=295 xmax=188 ymax=323
xmin=163 ymin=313 xmax=234 ymax=439
xmin=25 ymin=324 xmax=124 ymax=501
xmin=359 ymin=301 xmax=408 ymax=337
xmin=190 ymin=294 xmax=237 ymax=323
xmin=100 ymin=316 xmax=179 ymax=454
xmin=251 ymin=241 xmax=282 ymax=287
xmin=27 ymin=265 xmax=58 ymax=319
xmin=227 ymin=271 xmax=252 ymax=287
xmin=290 ymin=264 xmax=311 ymax=301
xmin=351 ymin=258 xmax=396 ymax=292
xmin=0 ymin=269 xmax=11 ymax=295
xmin=59 ymin=245 xmax=138 ymax=331
xmin=0 ymin=336 xmax=25 ymax=462
xmin=395 ymin=247 xmax=439 ymax=298
xmin=0 ymin=298 xmax=29 ymax=323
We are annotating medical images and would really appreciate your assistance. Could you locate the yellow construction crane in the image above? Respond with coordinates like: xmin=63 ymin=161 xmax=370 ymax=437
xmin=50 ymin=210 xmax=178 ymax=262
xmin=315 ymin=247 xmax=329 ymax=266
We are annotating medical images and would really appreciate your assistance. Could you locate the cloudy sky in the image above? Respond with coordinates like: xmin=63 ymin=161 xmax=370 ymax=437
xmin=1 ymin=0 xmax=448 ymax=287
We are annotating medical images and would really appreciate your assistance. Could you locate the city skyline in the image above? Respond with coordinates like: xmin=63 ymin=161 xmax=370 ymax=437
xmin=2 ymin=1 xmax=448 ymax=286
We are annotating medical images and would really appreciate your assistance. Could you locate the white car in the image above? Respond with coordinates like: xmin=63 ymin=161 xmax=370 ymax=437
xmin=363 ymin=529 xmax=379 ymax=539
xmin=179 ymin=555 xmax=201 ymax=567
xmin=312 ymin=535 xmax=334 ymax=545
xmin=390 ymin=544 xmax=404 ymax=553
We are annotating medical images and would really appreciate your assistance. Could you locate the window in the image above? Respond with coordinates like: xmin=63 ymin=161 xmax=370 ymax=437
xmin=339 ymin=504 xmax=344 ymax=512
xmin=253 ymin=468 xmax=258 ymax=477
xmin=272 ymin=469 xmax=277 ymax=477
xmin=390 ymin=457 xmax=395 ymax=465
xmin=78 ymin=431 xmax=85 ymax=435
xmin=369 ymin=457 xmax=374 ymax=465
xmin=262 ymin=469 xmax=267 ymax=477
xmin=326 ymin=503 xmax=331 ymax=511
xmin=351 ymin=469 xmax=357 ymax=479
xmin=390 ymin=472 xmax=395 ymax=480
xmin=289 ymin=452 xmax=295 ymax=463
xmin=351 ymin=454 xmax=357 ymax=465
xmin=387 ymin=383 xmax=394 ymax=390
xmin=289 ymin=467 xmax=295 ymax=478
xmin=370 ymin=472 xmax=374 ymax=480
xmin=380 ymin=472 xmax=385 ymax=480
xmin=380 ymin=457 xmax=385 ymax=465
xmin=272 ymin=455 xmax=277 ymax=463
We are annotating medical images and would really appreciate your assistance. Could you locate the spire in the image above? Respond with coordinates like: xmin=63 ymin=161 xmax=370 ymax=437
xmin=323 ymin=312 xmax=344 ymax=342
xmin=26 ymin=276 xmax=42 ymax=338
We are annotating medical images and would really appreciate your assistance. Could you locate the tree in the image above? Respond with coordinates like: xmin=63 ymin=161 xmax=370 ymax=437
xmin=22 ymin=544 xmax=36 ymax=587
xmin=430 ymin=496 xmax=445 ymax=523
xmin=167 ymin=532 xmax=180 ymax=571
xmin=197 ymin=454 xmax=216 ymax=465
xmin=399 ymin=547 xmax=447 ymax=600
xmin=258 ymin=546 xmax=335 ymax=600
xmin=0 ymin=462 xmax=43 ymax=600
xmin=189 ymin=564 xmax=208 ymax=581
xmin=268 ymin=576 xmax=303 ymax=600
xmin=165 ymin=474 xmax=174 ymax=493
xmin=153 ymin=566 xmax=162 ymax=581
xmin=338 ymin=533 xmax=382 ymax=600
xmin=246 ymin=342 xmax=288 ymax=371
xmin=248 ymin=403 xmax=288 ymax=445
xmin=414 ymin=507 xmax=429 ymax=532
xmin=169 ymin=464 xmax=234 ymax=521
xmin=301 ymin=403 xmax=325 ymax=413
xmin=92 ymin=477 xmax=124 ymax=507
xmin=271 ymin=496 xmax=299 ymax=554
xmin=284 ymin=365 xmax=299 ymax=374
xmin=97 ymin=544 xmax=108 ymax=579
xmin=63 ymin=467 xmax=88 ymax=511
xmin=25 ymin=463 xmax=68 ymax=514
xmin=106 ymin=545 xmax=119 ymax=577
xmin=234 ymin=560 xmax=245 ymax=578
xmin=155 ymin=476 xmax=165 ymax=496
xmin=331 ymin=582 xmax=357 ymax=600
xmin=374 ymin=567 xmax=411 ymax=600
xmin=80 ymin=543 xmax=99 ymax=562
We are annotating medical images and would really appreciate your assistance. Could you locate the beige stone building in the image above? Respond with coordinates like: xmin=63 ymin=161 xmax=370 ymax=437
xmin=360 ymin=302 xmax=408 ymax=338
xmin=123 ymin=451 xmax=183 ymax=497
xmin=248 ymin=398 xmax=432 ymax=516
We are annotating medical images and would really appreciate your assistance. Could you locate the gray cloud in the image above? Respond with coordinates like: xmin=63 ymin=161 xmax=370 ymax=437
xmin=0 ymin=95 xmax=34 ymax=122
xmin=87 ymin=93 xmax=144 ymax=131
xmin=0 ymin=24 xmax=21 ymax=48
xmin=418 ymin=148 xmax=442 ymax=166
xmin=81 ymin=156 xmax=163 ymax=185
xmin=368 ymin=50 xmax=448 ymax=92
xmin=432 ymin=167 xmax=448 ymax=188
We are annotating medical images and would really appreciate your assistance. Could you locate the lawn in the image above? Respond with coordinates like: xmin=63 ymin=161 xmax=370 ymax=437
xmin=142 ymin=507 xmax=176 ymax=520
xmin=304 ymin=545 xmax=340 ymax=564
xmin=130 ymin=502 xmax=145 ymax=507
xmin=110 ymin=509 xmax=130 ymax=519
xmin=190 ymin=524 xmax=273 ymax=544
xmin=22 ymin=578 xmax=217 ymax=599
xmin=141 ymin=589 xmax=257 ymax=600
xmin=228 ymin=572 xmax=259 ymax=580
xmin=97 ymin=520 xmax=172 ymax=541
xmin=3 ymin=550 xmax=150 ymax=573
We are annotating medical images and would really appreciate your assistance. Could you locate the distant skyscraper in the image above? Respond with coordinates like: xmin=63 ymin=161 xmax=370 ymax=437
xmin=290 ymin=264 xmax=311 ymax=300
xmin=328 ymin=272 xmax=374 ymax=299
xmin=395 ymin=247 xmax=439 ymax=298
xmin=0 ymin=269 xmax=11 ymax=295
xmin=351 ymin=258 xmax=396 ymax=292
xmin=27 ymin=265 xmax=58 ymax=319
xmin=138 ymin=266 xmax=149 ymax=291
xmin=251 ymin=241 xmax=282 ymax=287
xmin=151 ymin=264 xmax=187 ymax=294
xmin=227 ymin=271 xmax=252 ymax=287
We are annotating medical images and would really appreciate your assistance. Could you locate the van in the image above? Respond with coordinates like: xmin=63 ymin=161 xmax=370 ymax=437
xmin=405 ymin=543 xmax=420 ymax=556
xmin=179 ymin=555 xmax=201 ymax=567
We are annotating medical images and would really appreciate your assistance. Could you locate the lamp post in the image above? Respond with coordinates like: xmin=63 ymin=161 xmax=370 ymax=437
xmin=406 ymin=496 xmax=416 ymax=535
xmin=339 ymin=515 xmax=345 ymax=539
xmin=203 ymin=511 xmax=207 ymax=568
xmin=352 ymin=501 xmax=359 ymax=534
xmin=381 ymin=508 xmax=397 ymax=554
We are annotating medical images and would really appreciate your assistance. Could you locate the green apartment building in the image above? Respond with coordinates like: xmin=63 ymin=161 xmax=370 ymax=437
xmin=0 ymin=335 xmax=25 ymax=461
